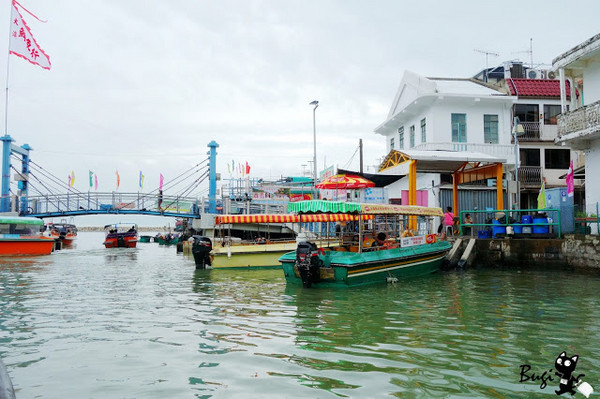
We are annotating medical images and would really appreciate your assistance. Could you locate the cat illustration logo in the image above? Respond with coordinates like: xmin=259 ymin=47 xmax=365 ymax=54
xmin=554 ymin=352 xmax=593 ymax=397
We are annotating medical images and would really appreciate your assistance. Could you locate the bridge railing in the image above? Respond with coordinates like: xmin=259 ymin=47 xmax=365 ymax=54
xmin=26 ymin=192 xmax=200 ymax=216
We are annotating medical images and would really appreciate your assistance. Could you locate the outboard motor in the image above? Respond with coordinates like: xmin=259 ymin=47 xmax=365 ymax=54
xmin=295 ymin=241 xmax=323 ymax=288
xmin=192 ymin=236 xmax=213 ymax=269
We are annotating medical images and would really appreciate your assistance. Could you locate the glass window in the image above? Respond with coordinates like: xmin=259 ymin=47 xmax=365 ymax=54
xmin=544 ymin=105 xmax=562 ymax=125
xmin=520 ymin=148 xmax=541 ymax=166
xmin=390 ymin=137 xmax=395 ymax=150
xmin=484 ymin=114 xmax=499 ymax=144
xmin=398 ymin=127 xmax=404 ymax=149
xmin=451 ymin=114 xmax=466 ymax=142
xmin=420 ymin=118 xmax=426 ymax=143
xmin=514 ymin=104 xmax=539 ymax=122
xmin=544 ymin=149 xmax=570 ymax=169
xmin=410 ymin=125 xmax=415 ymax=148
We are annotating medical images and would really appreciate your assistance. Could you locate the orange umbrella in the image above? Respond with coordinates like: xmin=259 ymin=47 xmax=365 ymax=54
xmin=315 ymin=174 xmax=375 ymax=189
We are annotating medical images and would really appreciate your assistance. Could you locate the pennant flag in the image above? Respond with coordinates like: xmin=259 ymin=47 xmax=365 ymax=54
xmin=231 ymin=160 xmax=235 ymax=174
xmin=246 ymin=161 xmax=251 ymax=175
xmin=139 ymin=171 xmax=144 ymax=189
xmin=227 ymin=162 xmax=231 ymax=174
xmin=70 ymin=171 xmax=75 ymax=187
xmin=116 ymin=170 xmax=120 ymax=190
xmin=566 ymin=160 xmax=574 ymax=198
xmin=89 ymin=170 xmax=93 ymax=188
xmin=67 ymin=174 xmax=71 ymax=187
xmin=159 ymin=173 xmax=164 ymax=191
xmin=9 ymin=0 xmax=51 ymax=70
xmin=537 ymin=180 xmax=546 ymax=209
xmin=94 ymin=174 xmax=98 ymax=191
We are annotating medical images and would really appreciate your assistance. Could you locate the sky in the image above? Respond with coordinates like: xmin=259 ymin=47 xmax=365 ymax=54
xmin=0 ymin=0 xmax=599 ymax=226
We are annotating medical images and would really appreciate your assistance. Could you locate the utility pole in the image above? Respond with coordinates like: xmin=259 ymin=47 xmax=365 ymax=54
xmin=359 ymin=139 xmax=363 ymax=174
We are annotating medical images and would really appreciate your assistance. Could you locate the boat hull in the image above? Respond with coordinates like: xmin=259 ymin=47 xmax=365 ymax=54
xmin=103 ymin=234 xmax=138 ymax=248
xmin=211 ymin=242 xmax=298 ymax=269
xmin=0 ymin=237 xmax=55 ymax=255
xmin=280 ymin=241 xmax=451 ymax=287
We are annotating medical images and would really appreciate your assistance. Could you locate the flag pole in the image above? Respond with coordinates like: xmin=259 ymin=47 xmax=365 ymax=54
xmin=4 ymin=1 xmax=13 ymax=135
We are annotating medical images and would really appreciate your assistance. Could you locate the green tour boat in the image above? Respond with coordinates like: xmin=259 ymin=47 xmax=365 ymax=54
xmin=278 ymin=200 xmax=451 ymax=288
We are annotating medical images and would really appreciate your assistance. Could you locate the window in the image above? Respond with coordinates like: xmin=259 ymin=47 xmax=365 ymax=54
xmin=451 ymin=113 xmax=466 ymax=142
xmin=544 ymin=105 xmax=562 ymax=125
xmin=514 ymin=104 xmax=539 ymax=122
xmin=398 ymin=127 xmax=404 ymax=149
xmin=544 ymin=149 xmax=570 ymax=169
xmin=484 ymin=114 xmax=499 ymax=144
xmin=390 ymin=137 xmax=395 ymax=150
xmin=410 ymin=125 xmax=415 ymax=148
xmin=520 ymin=148 xmax=541 ymax=166
xmin=420 ymin=118 xmax=426 ymax=143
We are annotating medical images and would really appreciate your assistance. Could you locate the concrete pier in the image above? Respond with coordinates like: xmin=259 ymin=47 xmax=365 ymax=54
xmin=445 ymin=235 xmax=600 ymax=269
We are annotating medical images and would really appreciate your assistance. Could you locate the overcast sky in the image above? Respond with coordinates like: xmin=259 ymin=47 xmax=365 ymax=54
xmin=0 ymin=0 xmax=599 ymax=205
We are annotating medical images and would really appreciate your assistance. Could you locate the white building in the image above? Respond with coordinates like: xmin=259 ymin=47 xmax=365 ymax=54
xmin=374 ymin=70 xmax=515 ymax=209
xmin=554 ymin=33 xmax=600 ymax=228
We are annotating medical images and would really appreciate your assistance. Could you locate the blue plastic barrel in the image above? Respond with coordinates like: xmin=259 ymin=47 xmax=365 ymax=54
xmin=533 ymin=217 xmax=549 ymax=234
xmin=492 ymin=219 xmax=506 ymax=237
xmin=521 ymin=215 xmax=533 ymax=225
xmin=513 ymin=224 xmax=522 ymax=234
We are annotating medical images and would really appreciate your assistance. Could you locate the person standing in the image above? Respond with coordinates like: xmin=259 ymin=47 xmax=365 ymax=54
xmin=443 ymin=206 xmax=454 ymax=236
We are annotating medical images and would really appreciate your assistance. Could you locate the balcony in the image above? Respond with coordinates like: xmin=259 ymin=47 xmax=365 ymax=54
xmin=517 ymin=166 xmax=541 ymax=187
xmin=518 ymin=122 xmax=540 ymax=141
xmin=413 ymin=142 xmax=514 ymax=163
xmin=557 ymin=99 xmax=600 ymax=137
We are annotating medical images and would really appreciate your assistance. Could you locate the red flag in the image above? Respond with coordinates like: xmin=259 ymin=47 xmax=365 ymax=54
xmin=116 ymin=170 xmax=120 ymax=190
xmin=246 ymin=162 xmax=251 ymax=175
xmin=9 ymin=1 xmax=51 ymax=70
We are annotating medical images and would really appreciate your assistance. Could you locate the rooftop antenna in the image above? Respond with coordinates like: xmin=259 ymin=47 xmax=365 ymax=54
xmin=511 ymin=38 xmax=534 ymax=68
xmin=474 ymin=49 xmax=499 ymax=82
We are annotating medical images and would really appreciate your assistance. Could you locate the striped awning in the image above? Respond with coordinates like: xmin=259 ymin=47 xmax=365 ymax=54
xmin=215 ymin=213 xmax=372 ymax=225
xmin=287 ymin=200 xmax=362 ymax=214
xmin=287 ymin=200 xmax=443 ymax=217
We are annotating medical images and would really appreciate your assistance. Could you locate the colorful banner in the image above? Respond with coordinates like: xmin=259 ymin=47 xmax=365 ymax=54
xmin=94 ymin=174 xmax=98 ymax=191
xmin=116 ymin=170 xmax=120 ymax=190
xmin=159 ymin=173 xmax=164 ymax=191
xmin=566 ymin=160 xmax=574 ymax=197
xmin=70 ymin=171 xmax=75 ymax=187
xmin=9 ymin=0 xmax=51 ymax=69
xmin=89 ymin=170 xmax=93 ymax=188
xmin=139 ymin=171 xmax=144 ymax=190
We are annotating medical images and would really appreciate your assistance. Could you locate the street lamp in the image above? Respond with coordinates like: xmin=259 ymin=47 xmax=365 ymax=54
xmin=310 ymin=100 xmax=319 ymax=191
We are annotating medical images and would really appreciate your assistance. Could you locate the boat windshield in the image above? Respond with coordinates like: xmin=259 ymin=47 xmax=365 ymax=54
xmin=0 ymin=223 xmax=41 ymax=235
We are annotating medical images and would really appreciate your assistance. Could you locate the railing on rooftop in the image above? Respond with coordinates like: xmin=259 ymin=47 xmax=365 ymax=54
xmin=413 ymin=142 xmax=514 ymax=160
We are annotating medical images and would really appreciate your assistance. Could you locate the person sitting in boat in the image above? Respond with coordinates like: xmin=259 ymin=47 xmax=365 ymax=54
xmin=256 ymin=236 xmax=267 ymax=245
xmin=128 ymin=226 xmax=136 ymax=233
xmin=375 ymin=232 xmax=387 ymax=247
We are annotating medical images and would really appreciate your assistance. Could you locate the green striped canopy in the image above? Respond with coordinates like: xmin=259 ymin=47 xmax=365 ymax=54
xmin=287 ymin=200 xmax=362 ymax=214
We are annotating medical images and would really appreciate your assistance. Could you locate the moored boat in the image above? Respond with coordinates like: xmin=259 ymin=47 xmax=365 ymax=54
xmin=278 ymin=200 xmax=452 ymax=288
xmin=193 ymin=213 xmax=362 ymax=269
xmin=139 ymin=235 xmax=152 ymax=243
xmin=0 ymin=216 xmax=55 ymax=255
xmin=103 ymin=223 xmax=138 ymax=248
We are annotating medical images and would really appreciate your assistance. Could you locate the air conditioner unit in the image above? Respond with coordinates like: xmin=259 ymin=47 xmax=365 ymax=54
xmin=527 ymin=69 xmax=542 ymax=79
xmin=547 ymin=70 xmax=557 ymax=80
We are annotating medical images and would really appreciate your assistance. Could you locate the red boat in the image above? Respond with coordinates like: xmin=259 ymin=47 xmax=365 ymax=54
xmin=0 ymin=216 xmax=55 ymax=255
xmin=47 ymin=221 xmax=78 ymax=246
xmin=103 ymin=223 xmax=138 ymax=248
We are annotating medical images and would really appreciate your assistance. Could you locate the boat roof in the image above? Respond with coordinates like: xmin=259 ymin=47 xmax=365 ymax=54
xmin=103 ymin=223 xmax=138 ymax=228
xmin=288 ymin=200 xmax=444 ymax=217
xmin=0 ymin=216 xmax=43 ymax=225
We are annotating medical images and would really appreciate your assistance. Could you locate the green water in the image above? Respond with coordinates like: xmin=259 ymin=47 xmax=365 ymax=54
xmin=1 ymin=232 xmax=600 ymax=398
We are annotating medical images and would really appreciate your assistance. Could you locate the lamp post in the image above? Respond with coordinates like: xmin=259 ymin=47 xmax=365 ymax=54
xmin=310 ymin=100 xmax=319 ymax=192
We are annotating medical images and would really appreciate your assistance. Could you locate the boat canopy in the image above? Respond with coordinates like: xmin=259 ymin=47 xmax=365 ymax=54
xmin=0 ymin=217 xmax=43 ymax=225
xmin=215 ymin=213 xmax=372 ymax=225
xmin=288 ymin=200 xmax=443 ymax=217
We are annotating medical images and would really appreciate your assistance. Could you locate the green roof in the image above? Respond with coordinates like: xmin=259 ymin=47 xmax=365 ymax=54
xmin=0 ymin=216 xmax=43 ymax=225
xmin=287 ymin=200 xmax=362 ymax=214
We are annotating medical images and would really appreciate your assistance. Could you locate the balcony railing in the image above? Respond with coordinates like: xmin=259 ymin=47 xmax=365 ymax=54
xmin=517 ymin=122 xmax=540 ymax=141
xmin=557 ymin=99 xmax=600 ymax=136
xmin=517 ymin=166 xmax=541 ymax=186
